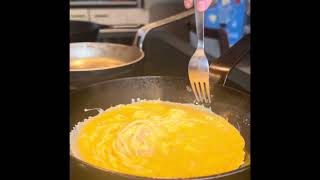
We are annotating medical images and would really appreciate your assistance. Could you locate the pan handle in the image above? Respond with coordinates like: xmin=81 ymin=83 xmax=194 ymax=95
xmin=209 ymin=34 xmax=250 ymax=86
xmin=133 ymin=9 xmax=195 ymax=49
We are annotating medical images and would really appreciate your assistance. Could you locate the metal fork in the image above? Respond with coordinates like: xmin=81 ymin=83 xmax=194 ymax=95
xmin=188 ymin=2 xmax=211 ymax=104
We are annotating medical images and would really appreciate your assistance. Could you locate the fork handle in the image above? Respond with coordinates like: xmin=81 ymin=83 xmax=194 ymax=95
xmin=194 ymin=0 xmax=205 ymax=49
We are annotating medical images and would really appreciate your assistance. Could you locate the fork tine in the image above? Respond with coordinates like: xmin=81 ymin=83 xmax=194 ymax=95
xmin=200 ymin=82 xmax=208 ymax=103
xmin=196 ymin=82 xmax=204 ymax=103
xmin=202 ymin=82 xmax=210 ymax=103
xmin=191 ymin=82 xmax=201 ymax=102
xmin=204 ymin=82 xmax=211 ymax=103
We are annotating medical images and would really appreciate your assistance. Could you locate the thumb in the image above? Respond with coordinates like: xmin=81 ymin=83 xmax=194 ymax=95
xmin=196 ymin=0 xmax=213 ymax=12
xmin=184 ymin=0 xmax=193 ymax=9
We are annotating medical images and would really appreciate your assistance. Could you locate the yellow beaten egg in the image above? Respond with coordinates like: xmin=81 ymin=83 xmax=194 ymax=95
xmin=70 ymin=100 xmax=245 ymax=178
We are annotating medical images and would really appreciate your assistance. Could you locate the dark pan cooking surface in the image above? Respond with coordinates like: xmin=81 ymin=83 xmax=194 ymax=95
xmin=70 ymin=76 xmax=250 ymax=180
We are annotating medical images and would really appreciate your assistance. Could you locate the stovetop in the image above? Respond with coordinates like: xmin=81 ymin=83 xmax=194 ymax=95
xmin=71 ymin=30 xmax=250 ymax=93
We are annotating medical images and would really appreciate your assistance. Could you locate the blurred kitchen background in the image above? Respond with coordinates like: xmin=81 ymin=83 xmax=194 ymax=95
xmin=70 ymin=0 xmax=250 ymax=91
xmin=70 ymin=0 xmax=250 ymax=57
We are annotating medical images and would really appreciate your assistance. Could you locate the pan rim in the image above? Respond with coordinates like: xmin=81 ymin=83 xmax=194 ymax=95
xmin=70 ymin=76 xmax=250 ymax=179
xmin=70 ymin=153 xmax=249 ymax=180
xmin=70 ymin=42 xmax=145 ymax=72
xmin=70 ymin=76 xmax=250 ymax=98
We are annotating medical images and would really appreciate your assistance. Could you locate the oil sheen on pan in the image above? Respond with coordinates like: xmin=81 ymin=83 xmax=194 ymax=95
xmin=70 ymin=57 xmax=124 ymax=69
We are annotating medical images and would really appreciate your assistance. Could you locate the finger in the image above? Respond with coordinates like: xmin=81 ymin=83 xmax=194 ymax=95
xmin=197 ymin=0 xmax=213 ymax=12
xmin=184 ymin=0 xmax=193 ymax=9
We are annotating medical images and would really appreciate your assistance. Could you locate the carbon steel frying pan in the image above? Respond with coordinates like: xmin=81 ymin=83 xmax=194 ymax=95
xmin=70 ymin=35 xmax=250 ymax=180
xmin=70 ymin=76 xmax=250 ymax=180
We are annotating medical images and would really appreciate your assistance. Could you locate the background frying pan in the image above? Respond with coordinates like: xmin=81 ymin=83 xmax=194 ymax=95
xmin=70 ymin=10 xmax=195 ymax=89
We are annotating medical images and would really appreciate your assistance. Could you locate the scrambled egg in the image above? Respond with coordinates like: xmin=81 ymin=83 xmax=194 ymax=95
xmin=71 ymin=100 xmax=245 ymax=178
